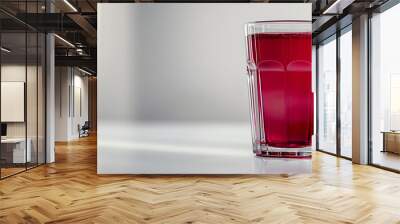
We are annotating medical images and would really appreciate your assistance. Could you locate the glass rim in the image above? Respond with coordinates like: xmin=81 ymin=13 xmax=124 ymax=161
xmin=245 ymin=20 xmax=311 ymax=35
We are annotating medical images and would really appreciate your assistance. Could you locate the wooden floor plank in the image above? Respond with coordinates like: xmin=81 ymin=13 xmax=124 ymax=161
xmin=1 ymin=135 xmax=400 ymax=223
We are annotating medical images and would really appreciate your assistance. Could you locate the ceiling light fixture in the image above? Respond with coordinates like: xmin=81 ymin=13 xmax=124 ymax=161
xmin=78 ymin=67 xmax=93 ymax=76
xmin=63 ymin=0 xmax=78 ymax=12
xmin=54 ymin=34 xmax=75 ymax=48
xmin=1 ymin=47 xmax=11 ymax=53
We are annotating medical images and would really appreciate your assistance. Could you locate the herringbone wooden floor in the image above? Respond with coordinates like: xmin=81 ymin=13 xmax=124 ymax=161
xmin=1 ymin=135 xmax=400 ymax=224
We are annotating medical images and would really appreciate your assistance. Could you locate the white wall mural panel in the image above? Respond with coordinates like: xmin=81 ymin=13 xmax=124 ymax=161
xmin=98 ymin=3 xmax=312 ymax=174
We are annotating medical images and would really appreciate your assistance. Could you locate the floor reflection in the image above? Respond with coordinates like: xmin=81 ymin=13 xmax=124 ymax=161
xmin=98 ymin=122 xmax=312 ymax=174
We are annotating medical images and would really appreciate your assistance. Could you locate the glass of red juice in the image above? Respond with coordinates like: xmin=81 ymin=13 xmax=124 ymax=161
xmin=245 ymin=21 xmax=313 ymax=158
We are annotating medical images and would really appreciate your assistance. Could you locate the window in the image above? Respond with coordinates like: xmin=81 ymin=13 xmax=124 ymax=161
xmin=318 ymin=37 xmax=337 ymax=154
xmin=0 ymin=1 xmax=47 ymax=179
xmin=370 ymin=3 xmax=400 ymax=171
xmin=339 ymin=28 xmax=352 ymax=158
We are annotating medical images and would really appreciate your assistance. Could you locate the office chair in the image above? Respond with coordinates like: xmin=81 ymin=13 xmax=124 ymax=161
xmin=79 ymin=121 xmax=90 ymax=138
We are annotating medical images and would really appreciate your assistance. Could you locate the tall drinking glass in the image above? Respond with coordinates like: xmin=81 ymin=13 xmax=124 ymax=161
xmin=245 ymin=21 xmax=313 ymax=158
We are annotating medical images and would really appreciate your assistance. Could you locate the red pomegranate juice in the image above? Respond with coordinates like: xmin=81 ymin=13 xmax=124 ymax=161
xmin=247 ymin=33 xmax=313 ymax=154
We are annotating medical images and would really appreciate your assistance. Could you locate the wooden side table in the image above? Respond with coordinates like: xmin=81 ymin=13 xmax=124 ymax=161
xmin=382 ymin=131 xmax=400 ymax=154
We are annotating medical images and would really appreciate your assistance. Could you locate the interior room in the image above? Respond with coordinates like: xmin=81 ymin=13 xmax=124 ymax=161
xmin=0 ymin=9 xmax=46 ymax=178
xmin=1 ymin=0 xmax=400 ymax=223
xmin=54 ymin=66 xmax=93 ymax=142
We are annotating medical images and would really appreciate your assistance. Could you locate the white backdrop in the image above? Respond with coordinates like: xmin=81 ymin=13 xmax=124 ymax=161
xmin=98 ymin=3 xmax=312 ymax=174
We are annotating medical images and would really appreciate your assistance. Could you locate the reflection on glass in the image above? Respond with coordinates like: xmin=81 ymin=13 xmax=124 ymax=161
xmin=0 ymin=1 xmax=46 ymax=178
xmin=371 ymin=4 xmax=400 ymax=171
xmin=318 ymin=37 xmax=337 ymax=154
xmin=38 ymin=33 xmax=46 ymax=165
xmin=27 ymin=31 xmax=38 ymax=169
xmin=1 ymin=32 xmax=28 ymax=177
xmin=340 ymin=29 xmax=352 ymax=158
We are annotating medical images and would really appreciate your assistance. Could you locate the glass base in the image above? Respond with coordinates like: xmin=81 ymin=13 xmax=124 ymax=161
xmin=254 ymin=145 xmax=312 ymax=159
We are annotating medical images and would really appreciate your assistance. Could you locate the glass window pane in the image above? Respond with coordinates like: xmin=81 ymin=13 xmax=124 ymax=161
xmin=340 ymin=29 xmax=352 ymax=158
xmin=38 ymin=33 xmax=46 ymax=165
xmin=318 ymin=37 xmax=337 ymax=154
xmin=27 ymin=31 xmax=38 ymax=169
xmin=0 ymin=1 xmax=46 ymax=179
xmin=1 ymin=31 xmax=27 ymax=177
xmin=312 ymin=46 xmax=317 ymax=151
xmin=26 ymin=0 xmax=40 ymax=170
xmin=371 ymin=4 xmax=400 ymax=171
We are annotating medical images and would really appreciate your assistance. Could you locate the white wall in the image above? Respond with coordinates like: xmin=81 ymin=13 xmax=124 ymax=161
xmin=72 ymin=73 xmax=89 ymax=138
xmin=98 ymin=3 xmax=312 ymax=174
xmin=1 ymin=64 xmax=46 ymax=164
xmin=1 ymin=66 xmax=26 ymax=129
xmin=55 ymin=67 xmax=69 ymax=141
xmin=1 ymin=65 xmax=41 ymax=138
xmin=55 ymin=67 xmax=89 ymax=141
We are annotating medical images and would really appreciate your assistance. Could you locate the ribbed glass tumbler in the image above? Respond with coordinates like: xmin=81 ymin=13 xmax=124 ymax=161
xmin=245 ymin=21 xmax=313 ymax=158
